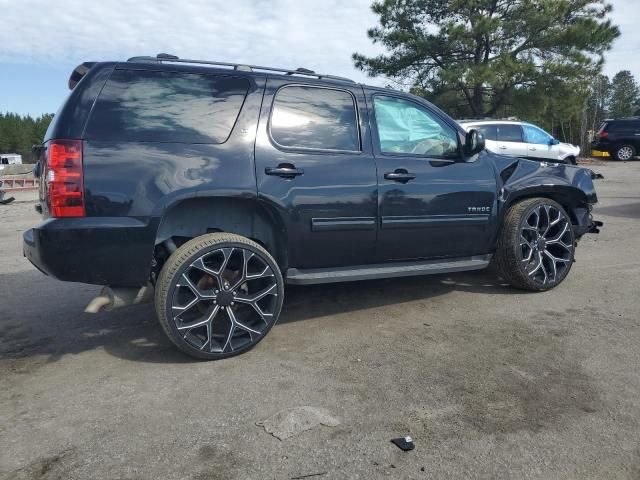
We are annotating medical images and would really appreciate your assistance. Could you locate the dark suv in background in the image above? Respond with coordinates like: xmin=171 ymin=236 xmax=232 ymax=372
xmin=24 ymin=54 xmax=601 ymax=359
xmin=592 ymin=117 xmax=640 ymax=160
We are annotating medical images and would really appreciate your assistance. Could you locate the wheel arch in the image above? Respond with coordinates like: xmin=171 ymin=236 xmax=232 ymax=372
xmin=155 ymin=197 xmax=288 ymax=269
xmin=502 ymin=185 xmax=589 ymax=227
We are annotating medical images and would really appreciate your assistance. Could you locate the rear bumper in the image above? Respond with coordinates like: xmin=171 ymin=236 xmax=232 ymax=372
xmin=591 ymin=141 xmax=611 ymax=153
xmin=23 ymin=216 xmax=159 ymax=286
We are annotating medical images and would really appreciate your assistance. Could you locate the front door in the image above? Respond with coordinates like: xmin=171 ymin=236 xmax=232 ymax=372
xmin=368 ymin=93 xmax=498 ymax=261
xmin=255 ymin=79 xmax=378 ymax=269
xmin=523 ymin=124 xmax=559 ymax=160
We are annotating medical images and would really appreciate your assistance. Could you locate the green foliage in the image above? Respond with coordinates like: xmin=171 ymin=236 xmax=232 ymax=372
xmin=354 ymin=0 xmax=620 ymax=119
xmin=609 ymin=70 xmax=639 ymax=119
xmin=0 ymin=112 xmax=53 ymax=163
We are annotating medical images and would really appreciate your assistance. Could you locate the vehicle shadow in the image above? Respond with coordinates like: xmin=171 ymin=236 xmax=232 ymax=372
xmin=0 ymin=268 xmax=521 ymax=365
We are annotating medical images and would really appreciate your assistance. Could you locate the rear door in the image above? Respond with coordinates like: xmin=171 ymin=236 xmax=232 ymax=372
xmin=495 ymin=124 xmax=528 ymax=157
xmin=254 ymin=79 xmax=378 ymax=269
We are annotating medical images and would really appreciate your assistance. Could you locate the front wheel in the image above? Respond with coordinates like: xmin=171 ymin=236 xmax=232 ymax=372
xmin=155 ymin=233 xmax=284 ymax=360
xmin=495 ymin=198 xmax=575 ymax=291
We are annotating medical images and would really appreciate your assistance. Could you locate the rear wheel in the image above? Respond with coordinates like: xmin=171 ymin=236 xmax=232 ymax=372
xmin=495 ymin=198 xmax=575 ymax=291
xmin=565 ymin=156 xmax=577 ymax=165
xmin=155 ymin=233 xmax=284 ymax=360
xmin=613 ymin=144 xmax=635 ymax=161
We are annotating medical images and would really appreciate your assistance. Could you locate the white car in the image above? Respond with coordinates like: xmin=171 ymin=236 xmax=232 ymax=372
xmin=458 ymin=120 xmax=580 ymax=164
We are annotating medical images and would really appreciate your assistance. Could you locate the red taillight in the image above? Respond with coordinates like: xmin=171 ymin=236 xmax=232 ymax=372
xmin=598 ymin=131 xmax=608 ymax=139
xmin=46 ymin=139 xmax=84 ymax=217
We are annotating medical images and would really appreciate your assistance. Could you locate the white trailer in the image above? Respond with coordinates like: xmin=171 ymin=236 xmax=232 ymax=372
xmin=0 ymin=153 xmax=22 ymax=165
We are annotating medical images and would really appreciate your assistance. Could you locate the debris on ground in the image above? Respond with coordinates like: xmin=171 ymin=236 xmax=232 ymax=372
xmin=290 ymin=471 xmax=328 ymax=479
xmin=391 ymin=436 xmax=415 ymax=451
xmin=256 ymin=406 xmax=340 ymax=440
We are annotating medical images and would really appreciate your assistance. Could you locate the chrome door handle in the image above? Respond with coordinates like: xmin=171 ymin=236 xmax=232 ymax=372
xmin=384 ymin=169 xmax=416 ymax=182
xmin=499 ymin=146 xmax=508 ymax=150
xmin=265 ymin=164 xmax=304 ymax=178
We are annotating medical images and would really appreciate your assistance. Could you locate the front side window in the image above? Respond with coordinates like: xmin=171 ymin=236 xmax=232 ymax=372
xmin=523 ymin=125 xmax=553 ymax=145
xmin=373 ymin=96 xmax=459 ymax=157
xmin=497 ymin=124 xmax=524 ymax=143
xmin=270 ymin=86 xmax=359 ymax=151
xmin=86 ymin=69 xmax=249 ymax=143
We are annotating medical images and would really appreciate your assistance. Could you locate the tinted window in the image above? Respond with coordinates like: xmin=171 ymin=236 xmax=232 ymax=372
xmin=373 ymin=96 xmax=459 ymax=157
xmin=608 ymin=121 xmax=640 ymax=133
xmin=497 ymin=124 xmax=523 ymax=142
xmin=270 ymin=86 xmax=359 ymax=151
xmin=523 ymin=124 xmax=552 ymax=145
xmin=475 ymin=124 xmax=497 ymax=141
xmin=86 ymin=69 xmax=249 ymax=143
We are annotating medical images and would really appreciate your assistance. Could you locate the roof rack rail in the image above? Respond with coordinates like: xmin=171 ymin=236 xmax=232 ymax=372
xmin=126 ymin=53 xmax=355 ymax=83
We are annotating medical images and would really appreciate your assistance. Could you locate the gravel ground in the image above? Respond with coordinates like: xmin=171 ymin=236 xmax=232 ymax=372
xmin=0 ymin=161 xmax=639 ymax=480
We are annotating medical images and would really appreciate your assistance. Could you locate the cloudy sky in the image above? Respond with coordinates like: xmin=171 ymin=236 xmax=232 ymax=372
xmin=0 ymin=0 xmax=638 ymax=116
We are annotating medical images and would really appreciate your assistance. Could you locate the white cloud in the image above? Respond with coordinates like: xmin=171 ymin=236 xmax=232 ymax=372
xmin=0 ymin=0 xmax=385 ymax=84
xmin=0 ymin=0 xmax=636 ymax=84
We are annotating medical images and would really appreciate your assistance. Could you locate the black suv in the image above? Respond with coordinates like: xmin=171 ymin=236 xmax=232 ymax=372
xmin=592 ymin=117 xmax=640 ymax=160
xmin=24 ymin=54 xmax=601 ymax=359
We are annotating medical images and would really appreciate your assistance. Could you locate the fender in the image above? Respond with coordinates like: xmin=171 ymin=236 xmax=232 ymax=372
xmin=490 ymin=155 xmax=598 ymax=240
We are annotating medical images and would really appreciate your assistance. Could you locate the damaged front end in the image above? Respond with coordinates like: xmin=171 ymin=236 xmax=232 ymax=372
xmin=493 ymin=156 xmax=604 ymax=239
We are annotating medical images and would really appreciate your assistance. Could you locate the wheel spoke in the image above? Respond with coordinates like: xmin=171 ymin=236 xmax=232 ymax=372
xmin=546 ymin=223 xmax=571 ymax=249
xmin=541 ymin=205 xmax=552 ymax=236
xmin=543 ymin=251 xmax=558 ymax=281
xmin=235 ymin=283 xmax=277 ymax=305
xmin=218 ymin=248 xmax=234 ymax=275
xmin=539 ymin=253 xmax=549 ymax=284
xmin=227 ymin=306 xmax=261 ymax=342
xmin=172 ymin=296 xmax=199 ymax=314
xmin=178 ymin=272 xmax=201 ymax=298
xmin=528 ymin=251 xmax=543 ymax=277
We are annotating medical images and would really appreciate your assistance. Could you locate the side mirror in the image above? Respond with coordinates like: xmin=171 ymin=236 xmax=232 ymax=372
xmin=549 ymin=137 xmax=560 ymax=146
xmin=464 ymin=129 xmax=485 ymax=156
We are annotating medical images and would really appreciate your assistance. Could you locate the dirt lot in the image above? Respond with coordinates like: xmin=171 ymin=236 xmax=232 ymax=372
xmin=1 ymin=161 xmax=639 ymax=480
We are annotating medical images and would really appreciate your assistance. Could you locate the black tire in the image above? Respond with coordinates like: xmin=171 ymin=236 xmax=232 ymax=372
xmin=612 ymin=144 xmax=635 ymax=161
xmin=565 ymin=156 xmax=577 ymax=165
xmin=155 ymin=233 xmax=284 ymax=360
xmin=495 ymin=198 xmax=575 ymax=291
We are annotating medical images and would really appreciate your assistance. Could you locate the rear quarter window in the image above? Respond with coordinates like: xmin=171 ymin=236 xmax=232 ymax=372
xmin=85 ymin=69 xmax=249 ymax=143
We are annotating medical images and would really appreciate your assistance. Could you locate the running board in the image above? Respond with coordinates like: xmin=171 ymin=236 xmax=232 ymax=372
xmin=285 ymin=255 xmax=492 ymax=285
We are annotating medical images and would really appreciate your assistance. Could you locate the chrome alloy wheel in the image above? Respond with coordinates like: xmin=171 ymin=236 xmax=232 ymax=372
xmin=519 ymin=205 xmax=574 ymax=287
xmin=170 ymin=247 xmax=279 ymax=354
xmin=617 ymin=146 xmax=634 ymax=161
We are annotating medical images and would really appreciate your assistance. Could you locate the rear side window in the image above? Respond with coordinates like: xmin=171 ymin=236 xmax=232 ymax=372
xmin=497 ymin=124 xmax=523 ymax=142
xmin=86 ymin=69 xmax=249 ymax=143
xmin=475 ymin=125 xmax=497 ymax=141
xmin=607 ymin=121 xmax=640 ymax=133
xmin=269 ymin=85 xmax=359 ymax=151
